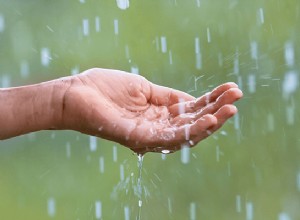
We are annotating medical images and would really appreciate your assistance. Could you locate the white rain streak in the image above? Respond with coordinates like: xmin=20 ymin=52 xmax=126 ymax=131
xmin=190 ymin=202 xmax=196 ymax=220
xmin=41 ymin=48 xmax=51 ymax=66
xmin=282 ymin=71 xmax=298 ymax=99
xmin=218 ymin=53 xmax=223 ymax=67
xmin=234 ymin=113 xmax=240 ymax=130
xmin=286 ymin=105 xmax=295 ymax=125
xmin=47 ymin=198 xmax=56 ymax=217
xmin=250 ymin=41 xmax=258 ymax=60
xmin=267 ymin=113 xmax=274 ymax=132
xmin=66 ymin=142 xmax=71 ymax=158
xmin=120 ymin=164 xmax=125 ymax=181
xmin=95 ymin=16 xmax=101 ymax=32
xmin=0 ymin=14 xmax=4 ymax=32
xmin=82 ymin=19 xmax=89 ymax=36
xmin=195 ymin=37 xmax=202 ymax=69
xmin=246 ymin=202 xmax=253 ymax=220
xmin=1 ymin=74 xmax=11 ymax=88
xmin=116 ymin=0 xmax=130 ymax=10
xmin=168 ymin=197 xmax=172 ymax=213
xmin=248 ymin=74 xmax=256 ymax=93
xmin=125 ymin=45 xmax=130 ymax=59
xmin=236 ymin=195 xmax=242 ymax=213
xmin=131 ymin=66 xmax=139 ymax=74
xmin=216 ymin=146 xmax=220 ymax=162
xmin=233 ymin=49 xmax=239 ymax=74
xmin=196 ymin=0 xmax=200 ymax=7
xmin=95 ymin=201 xmax=102 ymax=219
xmin=79 ymin=0 xmax=85 ymax=3
xmin=99 ymin=156 xmax=104 ymax=173
xmin=138 ymin=199 xmax=142 ymax=207
xmin=227 ymin=162 xmax=231 ymax=176
xmin=124 ymin=206 xmax=130 ymax=220
xmin=20 ymin=60 xmax=29 ymax=78
xmin=71 ymin=66 xmax=80 ymax=75
xmin=284 ymin=42 xmax=295 ymax=67
xmin=160 ymin=36 xmax=167 ymax=53
xmin=181 ymin=144 xmax=190 ymax=164
xmin=297 ymin=172 xmax=300 ymax=192
xmin=206 ymin=27 xmax=211 ymax=43
xmin=114 ymin=19 xmax=119 ymax=35
xmin=278 ymin=212 xmax=291 ymax=220
xmin=258 ymin=8 xmax=264 ymax=25
xmin=169 ymin=50 xmax=173 ymax=65
xmin=161 ymin=153 xmax=167 ymax=160
xmin=113 ymin=145 xmax=118 ymax=162
xmin=90 ymin=136 xmax=97 ymax=152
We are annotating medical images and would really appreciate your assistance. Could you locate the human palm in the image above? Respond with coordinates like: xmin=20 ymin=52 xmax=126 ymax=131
xmin=62 ymin=68 xmax=242 ymax=154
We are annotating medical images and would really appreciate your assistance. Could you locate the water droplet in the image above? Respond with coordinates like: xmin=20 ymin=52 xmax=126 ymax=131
xmin=113 ymin=145 xmax=118 ymax=162
xmin=278 ymin=212 xmax=291 ymax=220
xmin=89 ymin=136 xmax=97 ymax=152
xmin=190 ymin=202 xmax=196 ymax=220
xmin=181 ymin=144 xmax=190 ymax=164
xmin=124 ymin=206 xmax=130 ymax=220
xmin=95 ymin=16 xmax=101 ymax=32
xmin=248 ymin=74 xmax=256 ymax=93
xmin=206 ymin=27 xmax=211 ymax=43
xmin=82 ymin=19 xmax=89 ymax=36
xmin=282 ymin=71 xmax=298 ymax=99
xmin=161 ymin=149 xmax=170 ymax=154
xmin=257 ymin=8 xmax=264 ymax=25
xmin=246 ymin=202 xmax=253 ymax=220
xmin=114 ymin=19 xmax=119 ymax=35
xmin=284 ymin=42 xmax=294 ymax=67
xmin=120 ymin=164 xmax=125 ymax=181
xmin=138 ymin=199 xmax=142 ymax=207
xmin=236 ymin=195 xmax=242 ymax=213
xmin=47 ymin=198 xmax=56 ymax=217
xmin=0 ymin=14 xmax=5 ymax=32
xmin=99 ymin=156 xmax=104 ymax=173
xmin=160 ymin=36 xmax=167 ymax=53
xmin=66 ymin=142 xmax=71 ymax=158
xmin=95 ymin=201 xmax=102 ymax=219
xmin=41 ymin=47 xmax=51 ymax=66
xmin=20 ymin=60 xmax=29 ymax=78
xmin=116 ymin=0 xmax=130 ymax=10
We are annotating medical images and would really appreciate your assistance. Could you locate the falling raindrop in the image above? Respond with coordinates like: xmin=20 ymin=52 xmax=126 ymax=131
xmin=116 ymin=0 xmax=130 ymax=10
xmin=160 ymin=36 xmax=167 ymax=53
xmin=0 ymin=14 xmax=4 ymax=32
xmin=284 ymin=42 xmax=294 ymax=67
xmin=181 ymin=144 xmax=190 ymax=164
xmin=95 ymin=16 xmax=101 ymax=32
xmin=114 ymin=19 xmax=119 ymax=35
xmin=82 ymin=19 xmax=89 ymax=36
xmin=41 ymin=47 xmax=51 ymax=66
xmin=246 ymin=202 xmax=254 ymax=220
xmin=47 ymin=198 xmax=56 ymax=217
xmin=278 ymin=212 xmax=291 ymax=220
xmin=20 ymin=60 xmax=29 ymax=78
xmin=190 ymin=202 xmax=196 ymax=220
xmin=95 ymin=201 xmax=102 ymax=219
xmin=99 ymin=156 xmax=104 ymax=173
xmin=89 ymin=136 xmax=97 ymax=152
xmin=236 ymin=195 xmax=242 ymax=213
xmin=257 ymin=8 xmax=264 ymax=25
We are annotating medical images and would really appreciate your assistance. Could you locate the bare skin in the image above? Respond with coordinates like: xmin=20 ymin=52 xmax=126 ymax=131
xmin=0 ymin=68 xmax=243 ymax=154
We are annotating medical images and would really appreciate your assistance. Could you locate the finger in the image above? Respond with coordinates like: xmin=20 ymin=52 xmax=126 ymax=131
xmin=150 ymin=83 xmax=195 ymax=106
xmin=196 ymin=88 xmax=243 ymax=116
xmin=194 ymin=82 xmax=239 ymax=109
xmin=211 ymin=104 xmax=238 ymax=132
xmin=169 ymin=82 xmax=238 ymax=116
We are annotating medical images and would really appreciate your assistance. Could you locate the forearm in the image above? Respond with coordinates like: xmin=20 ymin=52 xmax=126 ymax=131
xmin=0 ymin=78 xmax=70 ymax=140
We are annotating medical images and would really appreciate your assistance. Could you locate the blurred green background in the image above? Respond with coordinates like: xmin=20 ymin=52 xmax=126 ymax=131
xmin=0 ymin=0 xmax=299 ymax=219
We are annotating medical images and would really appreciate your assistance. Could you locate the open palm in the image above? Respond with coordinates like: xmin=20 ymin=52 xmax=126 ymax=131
xmin=61 ymin=68 xmax=242 ymax=154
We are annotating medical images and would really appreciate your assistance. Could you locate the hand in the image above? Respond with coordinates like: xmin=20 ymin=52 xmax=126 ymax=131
xmin=61 ymin=68 xmax=243 ymax=154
